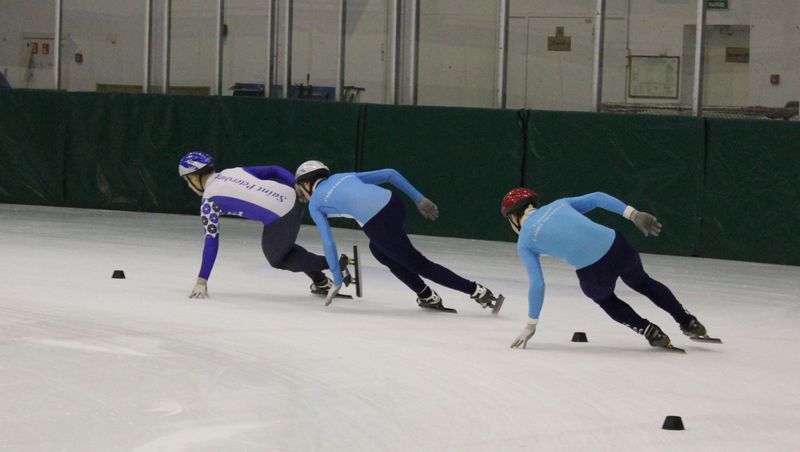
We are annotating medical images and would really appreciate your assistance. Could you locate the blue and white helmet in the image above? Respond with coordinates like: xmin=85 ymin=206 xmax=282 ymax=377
xmin=178 ymin=151 xmax=214 ymax=177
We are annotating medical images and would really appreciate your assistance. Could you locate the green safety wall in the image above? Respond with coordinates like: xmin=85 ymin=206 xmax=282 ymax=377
xmin=217 ymin=96 xmax=359 ymax=174
xmin=63 ymin=92 xmax=216 ymax=214
xmin=701 ymin=119 xmax=800 ymax=265
xmin=0 ymin=90 xmax=66 ymax=206
xmin=525 ymin=111 xmax=705 ymax=257
xmin=361 ymin=105 xmax=525 ymax=242
xmin=0 ymin=89 xmax=798 ymax=266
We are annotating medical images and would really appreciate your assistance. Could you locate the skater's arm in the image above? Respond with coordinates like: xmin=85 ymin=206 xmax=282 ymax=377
xmin=310 ymin=208 xmax=342 ymax=285
xmin=564 ymin=192 xmax=627 ymax=215
xmin=519 ymin=246 xmax=545 ymax=320
xmin=242 ymin=166 xmax=296 ymax=187
xmin=356 ymin=169 xmax=424 ymax=203
xmin=358 ymin=169 xmax=438 ymax=220
xmin=197 ymin=199 xmax=221 ymax=281
xmin=565 ymin=192 xmax=662 ymax=236
xmin=191 ymin=200 xmax=220 ymax=299
xmin=198 ymin=235 xmax=219 ymax=281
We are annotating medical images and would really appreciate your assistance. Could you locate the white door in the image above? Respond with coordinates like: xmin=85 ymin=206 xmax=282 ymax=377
xmin=527 ymin=17 xmax=594 ymax=111
xmin=507 ymin=15 xmax=627 ymax=111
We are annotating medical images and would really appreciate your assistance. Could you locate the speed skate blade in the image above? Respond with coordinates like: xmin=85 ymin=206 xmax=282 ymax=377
xmin=663 ymin=343 xmax=686 ymax=353
xmin=690 ymin=335 xmax=722 ymax=344
xmin=419 ymin=304 xmax=458 ymax=314
xmin=353 ymin=245 xmax=362 ymax=298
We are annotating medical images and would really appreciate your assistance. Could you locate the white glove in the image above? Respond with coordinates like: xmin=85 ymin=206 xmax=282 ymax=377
xmin=510 ymin=321 xmax=538 ymax=349
xmin=189 ymin=278 xmax=209 ymax=299
xmin=416 ymin=197 xmax=439 ymax=221
xmin=325 ymin=282 xmax=342 ymax=306
xmin=630 ymin=210 xmax=662 ymax=237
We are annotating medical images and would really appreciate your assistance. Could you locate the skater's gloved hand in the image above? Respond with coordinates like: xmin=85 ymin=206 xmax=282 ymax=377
xmin=325 ymin=282 xmax=342 ymax=306
xmin=630 ymin=210 xmax=662 ymax=237
xmin=510 ymin=321 xmax=538 ymax=349
xmin=416 ymin=198 xmax=439 ymax=221
xmin=189 ymin=278 xmax=209 ymax=299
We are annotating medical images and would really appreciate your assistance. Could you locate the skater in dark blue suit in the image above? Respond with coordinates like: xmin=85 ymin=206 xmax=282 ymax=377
xmin=294 ymin=160 xmax=502 ymax=313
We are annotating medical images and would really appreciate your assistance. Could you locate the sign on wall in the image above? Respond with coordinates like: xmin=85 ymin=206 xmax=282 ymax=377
xmin=547 ymin=27 xmax=572 ymax=52
xmin=628 ymin=56 xmax=680 ymax=99
xmin=725 ymin=47 xmax=749 ymax=63
xmin=707 ymin=0 xmax=729 ymax=10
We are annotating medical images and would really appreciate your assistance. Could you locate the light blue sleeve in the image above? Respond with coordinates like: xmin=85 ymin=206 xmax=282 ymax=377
xmin=564 ymin=192 xmax=627 ymax=215
xmin=310 ymin=206 xmax=342 ymax=285
xmin=356 ymin=169 xmax=424 ymax=203
xmin=519 ymin=245 xmax=545 ymax=320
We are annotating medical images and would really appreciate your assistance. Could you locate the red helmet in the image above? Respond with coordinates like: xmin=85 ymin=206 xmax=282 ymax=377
xmin=501 ymin=187 xmax=540 ymax=217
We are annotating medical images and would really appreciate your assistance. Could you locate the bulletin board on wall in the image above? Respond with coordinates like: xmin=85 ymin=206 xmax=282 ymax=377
xmin=628 ymin=56 xmax=680 ymax=99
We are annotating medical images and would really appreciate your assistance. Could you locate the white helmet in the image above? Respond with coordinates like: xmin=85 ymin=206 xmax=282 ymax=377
xmin=295 ymin=160 xmax=330 ymax=184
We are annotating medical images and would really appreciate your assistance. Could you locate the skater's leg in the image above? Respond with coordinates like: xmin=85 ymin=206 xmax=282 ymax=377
xmin=362 ymin=194 xmax=474 ymax=294
xmin=262 ymin=202 xmax=327 ymax=283
xmin=592 ymin=295 xmax=650 ymax=333
xmin=614 ymin=235 xmax=693 ymax=325
xmin=368 ymin=241 xmax=426 ymax=294
xmin=577 ymin=264 xmax=649 ymax=333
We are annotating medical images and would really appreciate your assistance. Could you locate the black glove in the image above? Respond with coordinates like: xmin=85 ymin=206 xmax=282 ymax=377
xmin=630 ymin=210 xmax=662 ymax=237
xmin=416 ymin=198 xmax=439 ymax=221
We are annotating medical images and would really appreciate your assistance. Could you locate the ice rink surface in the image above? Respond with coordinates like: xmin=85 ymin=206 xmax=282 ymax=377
xmin=1 ymin=203 xmax=799 ymax=452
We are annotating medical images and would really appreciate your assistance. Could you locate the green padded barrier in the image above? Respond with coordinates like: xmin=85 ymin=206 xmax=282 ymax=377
xmin=702 ymin=119 xmax=800 ymax=266
xmin=63 ymin=93 xmax=217 ymax=214
xmin=0 ymin=90 xmax=66 ymax=206
xmin=217 ymin=97 xmax=359 ymax=176
xmin=362 ymin=105 xmax=526 ymax=241
xmin=525 ymin=111 xmax=705 ymax=256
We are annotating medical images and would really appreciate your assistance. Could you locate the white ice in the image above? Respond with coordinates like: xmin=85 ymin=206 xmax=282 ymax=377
xmin=1 ymin=203 xmax=799 ymax=452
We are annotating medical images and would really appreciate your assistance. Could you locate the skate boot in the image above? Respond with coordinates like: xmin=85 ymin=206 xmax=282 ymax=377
xmin=417 ymin=287 xmax=457 ymax=313
xmin=644 ymin=323 xmax=671 ymax=348
xmin=680 ymin=316 xmax=707 ymax=338
xmin=310 ymin=277 xmax=332 ymax=295
xmin=417 ymin=288 xmax=443 ymax=308
xmin=470 ymin=283 xmax=505 ymax=314
xmin=339 ymin=254 xmax=353 ymax=286
xmin=680 ymin=316 xmax=721 ymax=343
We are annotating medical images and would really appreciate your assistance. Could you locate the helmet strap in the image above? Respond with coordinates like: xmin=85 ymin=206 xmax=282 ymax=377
xmin=186 ymin=175 xmax=205 ymax=195
xmin=520 ymin=205 xmax=537 ymax=223
xmin=508 ymin=205 xmax=537 ymax=235
xmin=297 ymin=180 xmax=315 ymax=202
xmin=508 ymin=216 xmax=521 ymax=235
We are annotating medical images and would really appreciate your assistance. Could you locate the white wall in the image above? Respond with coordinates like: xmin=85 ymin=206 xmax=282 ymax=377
xmin=417 ymin=0 xmax=499 ymax=108
xmin=0 ymin=0 xmax=56 ymax=89
xmin=0 ymin=0 xmax=797 ymax=109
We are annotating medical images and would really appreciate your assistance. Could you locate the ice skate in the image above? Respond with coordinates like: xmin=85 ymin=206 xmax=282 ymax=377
xmin=310 ymin=277 xmax=332 ymax=295
xmin=470 ymin=283 xmax=505 ymax=314
xmin=310 ymin=276 xmax=353 ymax=300
xmin=338 ymin=245 xmax=363 ymax=297
xmin=339 ymin=254 xmax=353 ymax=286
xmin=681 ymin=316 xmax=722 ymax=343
xmin=644 ymin=323 xmax=683 ymax=352
xmin=417 ymin=288 xmax=457 ymax=314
